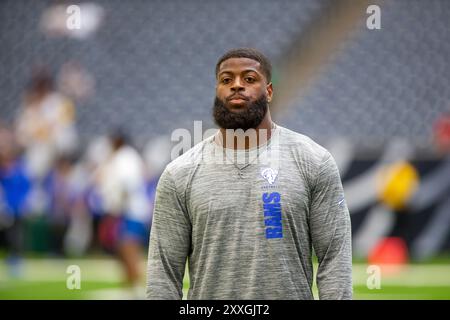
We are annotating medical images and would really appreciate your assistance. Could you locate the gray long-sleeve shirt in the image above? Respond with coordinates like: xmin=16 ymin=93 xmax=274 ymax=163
xmin=146 ymin=125 xmax=352 ymax=300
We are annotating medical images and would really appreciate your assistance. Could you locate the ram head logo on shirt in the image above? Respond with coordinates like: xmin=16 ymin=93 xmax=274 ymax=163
xmin=261 ymin=167 xmax=278 ymax=185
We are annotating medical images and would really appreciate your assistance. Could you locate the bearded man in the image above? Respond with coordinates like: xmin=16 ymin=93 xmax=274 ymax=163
xmin=146 ymin=48 xmax=352 ymax=300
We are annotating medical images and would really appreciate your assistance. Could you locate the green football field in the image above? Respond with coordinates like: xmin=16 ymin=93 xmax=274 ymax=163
xmin=1 ymin=257 xmax=450 ymax=300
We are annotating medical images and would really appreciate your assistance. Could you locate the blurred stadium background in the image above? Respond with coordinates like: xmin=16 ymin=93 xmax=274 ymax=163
xmin=1 ymin=0 xmax=450 ymax=299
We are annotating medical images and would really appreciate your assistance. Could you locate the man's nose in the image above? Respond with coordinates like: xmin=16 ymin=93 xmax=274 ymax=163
xmin=231 ymin=77 xmax=244 ymax=92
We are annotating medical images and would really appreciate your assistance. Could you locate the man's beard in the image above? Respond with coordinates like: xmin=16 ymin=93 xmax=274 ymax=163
xmin=213 ymin=94 xmax=268 ymax=130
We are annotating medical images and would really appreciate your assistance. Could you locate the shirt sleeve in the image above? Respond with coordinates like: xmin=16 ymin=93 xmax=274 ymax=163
xmin=309 ymin=152 xmax=353 ymax=300
xmin=146 ymin=168 xmax=191 ymax=300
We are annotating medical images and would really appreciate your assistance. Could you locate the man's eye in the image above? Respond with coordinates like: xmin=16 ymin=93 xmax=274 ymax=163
xmin=245 ymin=77 xmax=255 ymax=83
xmin=221 ymin=78 xmax=232 ymax=84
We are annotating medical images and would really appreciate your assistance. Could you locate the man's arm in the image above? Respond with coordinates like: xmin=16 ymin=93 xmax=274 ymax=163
xmin=309 ymin=152 xmax=352 ymax=300
xmin=146 ymin=168 xmax=191 ymax=299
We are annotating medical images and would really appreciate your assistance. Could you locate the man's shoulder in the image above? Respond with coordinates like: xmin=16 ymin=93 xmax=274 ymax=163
xmin=279 ymin=126 xmax=330 ymax=162
xmin=164 ymin=136 xmax=213 ymax=176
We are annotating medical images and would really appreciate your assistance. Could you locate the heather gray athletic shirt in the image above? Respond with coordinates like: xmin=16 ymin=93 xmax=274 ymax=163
xmin=146 ymin=125 xmax=352 ymax=300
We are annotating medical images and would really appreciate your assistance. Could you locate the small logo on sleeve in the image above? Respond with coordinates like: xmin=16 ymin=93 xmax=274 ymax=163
xmin=338 ymin=197 xmax=346 ymax=208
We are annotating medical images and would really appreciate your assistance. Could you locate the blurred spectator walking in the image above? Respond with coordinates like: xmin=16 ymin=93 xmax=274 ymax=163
xmin=92 ymin=129 xmax=151 ymax=298
xmin=0 ymin=122 xmax=31 ymax=277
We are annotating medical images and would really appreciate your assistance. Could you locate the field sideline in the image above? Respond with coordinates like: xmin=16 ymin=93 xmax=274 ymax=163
xmin=1 ymin=258 xmax=450 ymax=300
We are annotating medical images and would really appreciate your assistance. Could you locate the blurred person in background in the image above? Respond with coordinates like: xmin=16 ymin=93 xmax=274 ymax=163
xmin=0 ymin=122 xmax=31 ymax=277
xmin=43 ymin=154 xmax=91 ymax=257
xmin=15 ymin=67 xmax=78 ymax=217
xmin=43 ymin=156 xmax=73 ymax=256
xmin=83 ymin=135 xmax=114 ymax=253
xmin=93 ymin=129 xmax=151 ymax=298
xmin=15 ymin=67 xmax=79 ymax=178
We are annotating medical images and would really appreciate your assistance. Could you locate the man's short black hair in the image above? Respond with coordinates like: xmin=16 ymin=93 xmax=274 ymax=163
xmin=215 ymin=48 xmax=272 ymax=83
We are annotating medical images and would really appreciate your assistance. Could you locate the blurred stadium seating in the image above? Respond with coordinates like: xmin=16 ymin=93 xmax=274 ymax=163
xmin=0 ymin=0 xmax=327 ymax=147
xmin=281 ymin=0 xmax=450 ymax=145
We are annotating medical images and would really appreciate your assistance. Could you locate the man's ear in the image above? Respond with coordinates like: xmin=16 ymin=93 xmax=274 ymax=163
xmin=266 ymin=82 xmax=273 ymax=103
